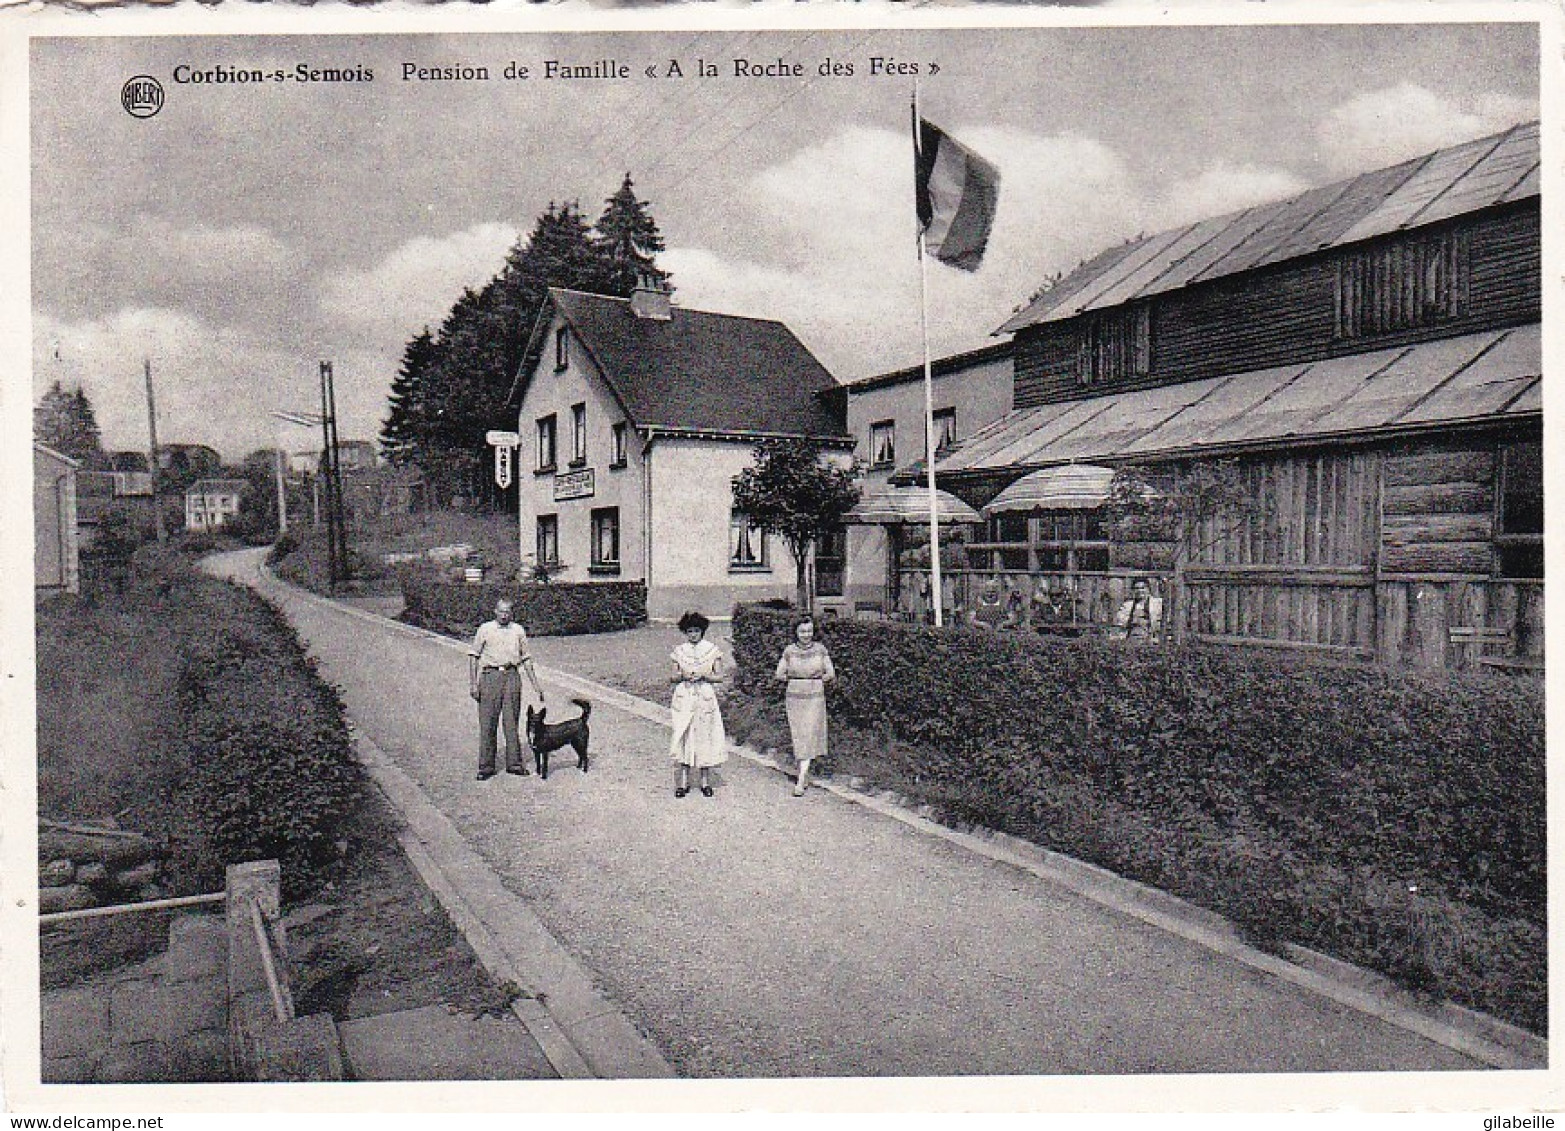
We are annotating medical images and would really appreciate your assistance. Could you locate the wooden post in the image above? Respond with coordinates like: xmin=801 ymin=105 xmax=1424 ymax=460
xmin=144 ymin=359 xmax=166 ymax=543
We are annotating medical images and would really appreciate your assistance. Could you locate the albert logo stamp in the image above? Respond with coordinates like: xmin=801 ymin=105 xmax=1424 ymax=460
xmin=120 ymin=75 xmax=164 ymax=118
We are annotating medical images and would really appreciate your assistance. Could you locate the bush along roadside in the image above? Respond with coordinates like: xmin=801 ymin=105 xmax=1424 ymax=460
xmin=728 ymin=605 xmax=1546 ymax=1033
xmin=399 ymin=568 xmax=647 ymax=637
xmin=142 ymin=548 xmax=368 ymax=901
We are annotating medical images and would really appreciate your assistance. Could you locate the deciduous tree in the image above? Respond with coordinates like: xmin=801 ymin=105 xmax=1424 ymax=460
xmin=731 ymin=440 xmax=861 ymax=609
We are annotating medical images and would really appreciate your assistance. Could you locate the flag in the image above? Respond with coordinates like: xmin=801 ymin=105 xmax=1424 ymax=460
xmin=914 ymin=116 xmax=1000 ymax=272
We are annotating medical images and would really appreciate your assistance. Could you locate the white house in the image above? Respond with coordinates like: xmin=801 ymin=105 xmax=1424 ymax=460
xmin=34 ymin=442 xmax=80 ymax=596
xmin=184 ymin=478 xmax=248 ymax=532
xmin=511 ymin=280 xmax=852 ymax=621
xmin=838 ymin=342 xmax=1012 ymax=610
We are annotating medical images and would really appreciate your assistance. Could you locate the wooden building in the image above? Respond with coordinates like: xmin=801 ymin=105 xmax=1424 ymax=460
xmin=926 ymin=120 xmax=1541 ymax=672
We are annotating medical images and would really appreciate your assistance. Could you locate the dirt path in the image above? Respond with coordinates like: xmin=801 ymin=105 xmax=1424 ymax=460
xmin=211 ymin=550 xmax=1483 ymax=1078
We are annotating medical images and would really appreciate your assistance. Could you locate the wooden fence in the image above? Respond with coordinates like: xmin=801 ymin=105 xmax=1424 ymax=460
xmin=893 ymin=565 xmax=1542 ymax=674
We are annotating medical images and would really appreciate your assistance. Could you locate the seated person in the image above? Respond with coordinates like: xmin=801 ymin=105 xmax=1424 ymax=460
xmin=1113 ymin=577 xmax=1164 ymax=642
xmin=1030 ymin=580 xmax=1077 ymax=632
xmin=969 ymin=577 xmax=1008 ymax=630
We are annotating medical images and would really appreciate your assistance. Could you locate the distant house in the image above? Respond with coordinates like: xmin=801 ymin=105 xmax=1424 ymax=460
xmin=34 ymin=442 xmax=80 ymax=596
xmin=76 ymin=468 xmax=157 ymax=548
xmin=836 ymin=341 xmax=1013 ymax=610
xmin=928 ymin=120 xmax=1541 ymax=672
xmin=184 ymin=478 xmax=249 ymax=532
xmin=511 ymin=279 xmax=851 ymax=620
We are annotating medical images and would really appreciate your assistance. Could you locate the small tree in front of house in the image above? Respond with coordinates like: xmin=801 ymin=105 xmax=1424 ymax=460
xmin=1105 ymin=458 xmax=1272 ymax=637
xmin=731 ymin=439 xmax=862 ymax=610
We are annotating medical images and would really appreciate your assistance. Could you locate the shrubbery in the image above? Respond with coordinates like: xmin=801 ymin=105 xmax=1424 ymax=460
xmin=730 ymin=606 xmax=1546 ymax=1031
xmin=127 ymin=547 xmax=365 ymax=898
xmin=400 ymin=570 xmax=647 ymax=637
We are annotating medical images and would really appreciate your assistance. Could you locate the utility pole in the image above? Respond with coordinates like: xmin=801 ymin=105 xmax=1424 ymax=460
xmin=144 ymin=358 xmax=166 ymax=543
xmin=318 ymin=361 xmax=350 ymax=589
xmin=273 ymin=447 xmax=289 ymax=536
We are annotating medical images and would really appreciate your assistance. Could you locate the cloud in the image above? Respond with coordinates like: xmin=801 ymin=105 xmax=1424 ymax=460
xmin=34 ymin=308 xmax=389 ymax=462
xmin=38 ymin=218 xmax=294 ymax=327
xmin=1317 ymin=83 xmax=1535 ymax=174
xmin=1152 ymin=162 xmax=1310 ymax=229
xmin=317 ymin=223 xmax=520 ymax=347
xmin=668 ymin=124 xmax=1307 ymax=381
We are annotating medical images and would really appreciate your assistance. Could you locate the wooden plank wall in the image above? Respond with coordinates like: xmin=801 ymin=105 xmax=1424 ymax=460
xmin=1377 ymin=579 xmax=1543 ymax=670
xmin=1177 ymin=450 xmax=1379 ymax=654
xmin=1177 ymin=436 xmax=1542 ymax=671
xmin=1013 ymin=202 xmax=1540 ymax=410
xmin=1380 ymin=445 xmax=1495 ymax=574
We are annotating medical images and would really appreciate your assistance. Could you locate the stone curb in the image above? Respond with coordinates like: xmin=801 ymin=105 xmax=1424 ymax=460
xmin=346 ymin=726 xmax=675 ymax=1081
xmin=263 ymin=568 xmax=1547 ymax=1073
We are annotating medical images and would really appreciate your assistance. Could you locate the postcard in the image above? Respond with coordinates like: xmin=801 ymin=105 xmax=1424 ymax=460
xmin=3 ymin=2 xmax=1559 ymax=1118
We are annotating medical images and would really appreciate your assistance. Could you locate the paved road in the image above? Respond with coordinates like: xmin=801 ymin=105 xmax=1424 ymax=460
xmin=212 ymin=550 xmax=1482 ymax=1078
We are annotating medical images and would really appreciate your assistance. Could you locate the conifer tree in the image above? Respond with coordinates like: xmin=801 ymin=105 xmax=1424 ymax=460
xmin=593 ymin=174 xmax=670 ymax=294
xmin=380 ymin=327 xmax=438 ymax=466
xmin=34 ymin=381 xmax=106 ymax=468
xmin=382 ymin=182 xmax=671 ymax=509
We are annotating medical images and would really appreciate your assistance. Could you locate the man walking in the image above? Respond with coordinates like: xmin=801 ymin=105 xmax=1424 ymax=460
xmin=469 ymin=598 xmax=546 ymax=780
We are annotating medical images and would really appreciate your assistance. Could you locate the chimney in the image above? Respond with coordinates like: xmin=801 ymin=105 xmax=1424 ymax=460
xmin=629 ymin=271 xmax=672 ymax=321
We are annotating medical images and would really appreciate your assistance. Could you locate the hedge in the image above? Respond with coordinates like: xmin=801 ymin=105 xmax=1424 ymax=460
xmin=731 ymin=605 xmax=1545 ymax=1031
xmin=400 ymin=570 xmax=647 ymax=637
xmin=132 ymin=547 xmax=367 ymax=899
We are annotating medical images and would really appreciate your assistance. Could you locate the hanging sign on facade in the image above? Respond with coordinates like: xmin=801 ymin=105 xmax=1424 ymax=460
xmin=554 ymin=468 xmax=595 ymax=501
xmin=487 ymin=430 xmax=519 ymax=490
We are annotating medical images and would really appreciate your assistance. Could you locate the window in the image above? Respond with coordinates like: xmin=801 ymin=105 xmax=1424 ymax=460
xmin=610 ymin=422 xmax=629 ymax=468
xmin=536 ymin=414 xmax=557 ymax=472
xmin=933 ymin=407 xmax=957 ymax=454
xmin=1337 ymin=228 xmax=1469 ymax=339
xmin=970 ymin=509 xmax=1110 ymax=573
xmin=590 ymin=507 xmax=620 ymax=573
xmin=571 ymin=403 xmax=587 ymax=466
xmin=1078 ymin=306 xmax=1151 ymax=385
xmin=869 ymin=420 xmax=896 ymax=469
xmin=555 ymin=327 xmax=570 ymax=371
xmin=729 ymin=511 xmax=769 ymax=569
xmin=535 ymin=514 xmax=559 ymax=567
xmin=1496 ymin=440 xmax=1542 ymax=578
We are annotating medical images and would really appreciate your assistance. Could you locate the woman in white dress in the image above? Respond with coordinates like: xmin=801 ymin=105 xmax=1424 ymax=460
xmin=669 ymin=610 xmax=728 ymax=798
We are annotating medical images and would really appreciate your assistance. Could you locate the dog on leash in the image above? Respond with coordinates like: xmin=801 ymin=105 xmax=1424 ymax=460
xmin=525 ymin=697 xmax=592 ymax=779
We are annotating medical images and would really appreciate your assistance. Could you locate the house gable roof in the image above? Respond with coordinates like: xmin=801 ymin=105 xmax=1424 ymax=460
xmin=33 ymin=441 xmax=81 ymax=469
xmin=998 ymin=119 xmax=1539 ymax=334
xmin=543 ymin=289 xmax=847 ymax=440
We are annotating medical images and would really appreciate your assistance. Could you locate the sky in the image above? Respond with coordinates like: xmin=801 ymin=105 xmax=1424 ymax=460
xmin=27 ymin=21 xmax=1539 ymax=461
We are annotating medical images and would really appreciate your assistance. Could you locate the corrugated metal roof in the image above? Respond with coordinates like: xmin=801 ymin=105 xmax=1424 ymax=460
xmin=1397 ymin=323 xmax=1541 ymax=425
xmin=1413 ymin=122 xmax=1539 ymax=228
xmin=1000 ymin=120 xmax=1538 ymax=334
xmin=934 ymin=325 xmax=1539 ymax=475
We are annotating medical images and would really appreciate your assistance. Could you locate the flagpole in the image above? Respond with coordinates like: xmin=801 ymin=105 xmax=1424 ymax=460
xmin=913 ymin=83 xmax=944 ymax=628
